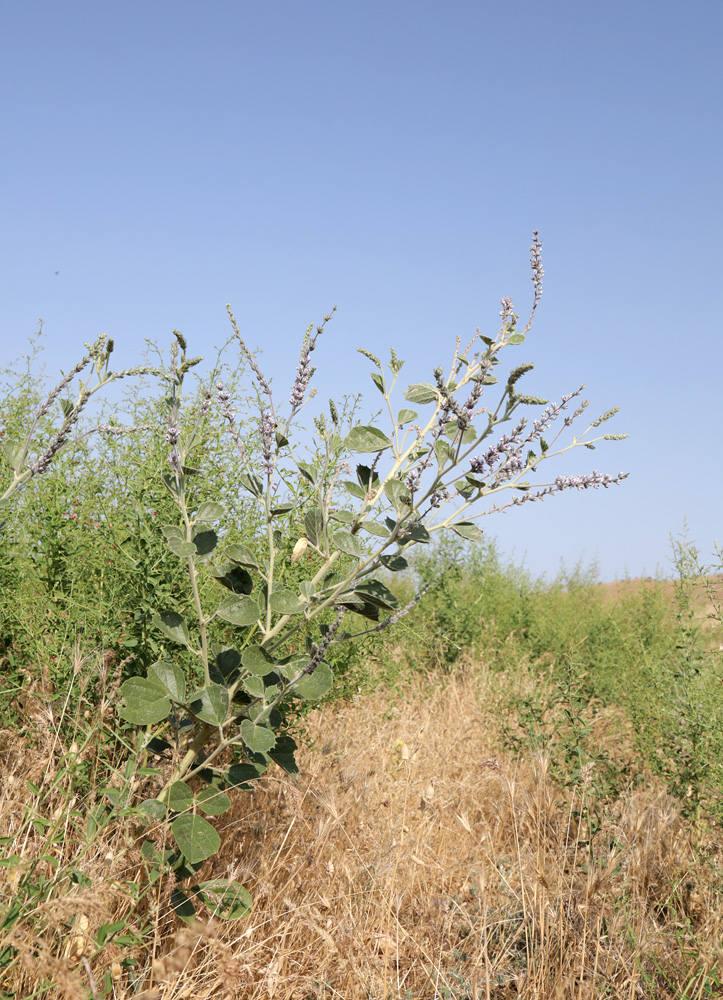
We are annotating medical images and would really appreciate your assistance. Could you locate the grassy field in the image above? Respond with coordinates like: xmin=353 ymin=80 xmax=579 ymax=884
xmin=2 ymin=549 xmax=722 ymax=999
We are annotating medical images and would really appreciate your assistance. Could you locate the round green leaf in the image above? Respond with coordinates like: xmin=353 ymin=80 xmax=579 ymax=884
xmin=154 ymin=611 xmax=192 ymax=648
xmin=397 ymin=408 xmax=418 ymax=425
xmin=166 ymin=781 xmax=194 ymax=813
xmin=240 ymin=720 xmax=277 ymax=754
xmin=294 ymin=662 xmax=333 ymax=700
xmin=171 ymin=814 xmax=221 ymax=864
xmin=118 ymin=677 xmax=170 ymax=725
xmin=241 ymin=645 xmax=276 ymax=676
xmin=138 ymin=799 xmax=167 ymax=821
xmin=403 ymin=383 xmax=439 ymax=405
xmin=216 ymin=594 xmax=260 ymax=626
xmin=345 ymin=425 xmax=392 ymax=453
xmin=225 ymin=543 xmax=259 ymax=570
xmin=189 ymin=684 xmax=230 ymax=726
xmin=196 ymin=501 xmax=227 ymax=522
xmin=148 ymin=661 xmax=186 ymax=703
xmin=198 ymin=879 xmax=252 ymax=920
xmin=268 ymin=588 xmax=306 ymax=615
xmin=331 ymin=530 xmax=364 ymax=558
xmin=196 ymin=786 xmax=232 ymax=816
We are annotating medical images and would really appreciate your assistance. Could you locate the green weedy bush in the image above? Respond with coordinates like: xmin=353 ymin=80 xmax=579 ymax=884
xmin=1 ymin=234 xmax=630 ymax=922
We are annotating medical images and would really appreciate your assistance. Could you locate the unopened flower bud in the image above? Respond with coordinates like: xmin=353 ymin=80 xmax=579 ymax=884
xmin=291 ymin=537 xmax=309 ymax=563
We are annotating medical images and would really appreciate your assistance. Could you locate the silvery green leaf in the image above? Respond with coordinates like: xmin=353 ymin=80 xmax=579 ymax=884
xmin=270 ymin=503 xmax=294 ymax=516
xmin=297 ymin=460 xmax=317 ymax=484
xmin=2 ymin=439 xmax=24 ymax=472
xmin=304 ymin=507 xmax=325 ymax=548
xmin=148 ymin=661 xmax=186 ymax=703
xmin=241 ymin=645 xmax=276 ymax=676
xmin=240 ymin=720 xmax=276 ymax=753
xmin=345 ymin=425 xmax=392 ymax=453
xmin=370 ymin=372 xmax=386 ymax=394
xmin=167 ymin=535 xmax=197 ymax=558
xmin=196 ymin=786 xmax=232 ymax=816
xmin=171 ymin=814 xmax=220 ymax=864
xmin=384 ymin=479 xmax=411 ymax=512
xmin=403 ymin=383 xmax=439 ymax=405
xmin=189 ymin=684 xmax=229 ymax=726
xmin=343 ymin=480 xmax=366 ymax=499
xmin=225 ymin=543 xmax=259 ymax=570
xmin=198 ymin=880 xmax=252 ymax=919
xmin=396 ymin=408 xmax=418 ymax=425
xmin=269 ymin=588 xmax=306 ymax=615
xmin=507 ymin=333 xmax=526 ymax=345
xmin=195 ymin=501 xmax=226 ymax=522
xmin=138 ymin=798 xmax=166 ymax=821
xmin=331 ymin=529 xmax=364 ymax=558
xmin=166 ymin=781 xmax=194 ymax=813
xmin=242 ymin=674 xmax=265 ymax=698
xmin=216 ymin=594 xmax=260 ymax=626
xmin=154 ymin=611 xmax=192 ymax=648
xmin=361 ymin=521 xmax=389 ymax=537
xmin=434 ymin=440 xmax=455 ymax=464
xmin=330 ymin=509 xmax=355 ymax=524
xmin=118 ymin=676 xmax=170 ymax=724
xmin=449 ymin=521 xmax=483 ymax=541
xmin=294 ymin=663 xmax=333 ymax=700
xmin=239 ymin=472 xmax=263 ymax=497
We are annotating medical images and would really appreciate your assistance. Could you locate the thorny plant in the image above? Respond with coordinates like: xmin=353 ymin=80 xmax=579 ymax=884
xmin=0 ymin=235 xmax=629 ymax=927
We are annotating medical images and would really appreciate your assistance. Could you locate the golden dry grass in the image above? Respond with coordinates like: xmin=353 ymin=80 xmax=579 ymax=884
xmin=2 ymin=659 xmax=723 ymax=999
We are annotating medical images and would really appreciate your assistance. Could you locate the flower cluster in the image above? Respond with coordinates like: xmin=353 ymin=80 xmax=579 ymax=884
xmin=261 ymin=410 xmax=276 ymax=476
xmin=555 ymin=471 xmax=628 ymax=491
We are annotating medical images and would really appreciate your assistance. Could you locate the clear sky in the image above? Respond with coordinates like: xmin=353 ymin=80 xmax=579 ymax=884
xmin=2 ymin=1 xmax=720 ymax=581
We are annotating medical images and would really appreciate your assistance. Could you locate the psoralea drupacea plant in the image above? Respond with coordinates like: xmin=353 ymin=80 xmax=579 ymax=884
xmin=115 ymin=233 xmax=628 ymax=920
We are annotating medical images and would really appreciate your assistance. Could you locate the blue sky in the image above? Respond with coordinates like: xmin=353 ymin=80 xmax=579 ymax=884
xmin=2 ymin=1 xmax=720 ymax=581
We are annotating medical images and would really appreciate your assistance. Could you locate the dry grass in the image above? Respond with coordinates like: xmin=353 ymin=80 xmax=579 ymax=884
xmin=2 ymin=660 xmax=723 ymax=999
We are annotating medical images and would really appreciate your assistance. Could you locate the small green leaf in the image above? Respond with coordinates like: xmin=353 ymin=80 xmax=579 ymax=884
xmin=226 ymin=761 xmax=267 ymax=788
xmin=354 ymin=579 xmax=399 ymax=609
xmin=269 ymin=588 xmax=306 ymax=615
xmin=434 ymin=440 xmax=455 ymax=464
xmin=345 ymin=425 xmax=392 ymax=454
xmin=170 ymin=888 xmax=197 ymax=922
xmin=239 ymin=472 xmax=263 ymax=497
xmin=198 ymin=880 xmax=252 ymax=919
xmin=242 ymin=674 xmax=265 ymax=698
xmin=396 ymin=408 xmax=418 ymax=425
xmin=370 ymin=372 xmax=386 ymax=395
xmin=189 ymin=684 xmax=230 ymax=726
xmin=240 ymin=720 xmax=276 ymax=753
xmin=166 ymin=781 xmax=194 ymax=813
xmin=211 ymin=647 xmax=242 ymax=684
xmin=294 ymin=662 xmax=333 ymax=700
xmin=193 ymin=529 xmax=218 ymax=556
xmin=216 ymin=594 xmax=260 ymax=626
xmin=148 ymin=661 xmax=186 ymax=703
xmin=212 ymin=563 xmax=254 ymax=595
xmin=356 ymin=464 xmax=380 ymax=490
xmin=167 ymin=537 xmax=197 ymax=558
xmin=171 ymin=814 xmax=221 ymax=864
xmin=380 ymin=553 xmax=408 ymax=572
xmin=297 ymin=461 xmax=317 ymax=484
xmin=343 ymin=480 xmax=366 ymax=499
xmin=361 ymin=521 xmax=390 ymax=537
xmin=507 ymin=333 xmax=525 ymax=345
xmin=269 ymin=734 xmax=299 ymax=775
xmin=270 ymin=503 xmax=294 ymax=516
xmin=118 ymin=677 xmax=170 ymax=724
xmin=195 ymin=501 xmax=226 ymax=522
xmin=241 ymin=645 xmax=276 ymax=676
xmin=138 ymin=799 xmax=167 ymax=821
xmin=225 ymin=543 xmax=259 ymax=570
xmin=331 ymin=529 xmax=364 ymax=558
xmin=449 ymin=521 xmax=483 ymax=541
xmin=403 ymin=383 xmax=439 ymax=405
xmin=196 ymin=787 xmax=232 ymax=816
xmin=154 ymin=611 xmax=192 ymax=648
